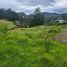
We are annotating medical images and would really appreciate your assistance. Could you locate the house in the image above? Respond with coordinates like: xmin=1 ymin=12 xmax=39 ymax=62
xmin=57 ymin=19 xmax=67 ymax=23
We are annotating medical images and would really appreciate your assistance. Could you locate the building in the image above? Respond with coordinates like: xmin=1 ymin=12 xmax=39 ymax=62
xmin=57 ymin=19 xmax=67 ymax=23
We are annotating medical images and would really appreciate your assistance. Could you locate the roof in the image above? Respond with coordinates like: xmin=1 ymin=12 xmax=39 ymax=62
xmin=57 ymin=19 xmax=66 ymax=23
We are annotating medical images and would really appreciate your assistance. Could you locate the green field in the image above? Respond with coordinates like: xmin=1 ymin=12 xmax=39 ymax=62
xmin=0 ymin=20 xmax=67 ymax=67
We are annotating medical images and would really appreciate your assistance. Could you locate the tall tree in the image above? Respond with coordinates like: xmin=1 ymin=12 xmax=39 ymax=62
xmin=34 ymin=7 xmax=41 ymax=14
xmin=31 ymin=7 xmax=44 ymax=26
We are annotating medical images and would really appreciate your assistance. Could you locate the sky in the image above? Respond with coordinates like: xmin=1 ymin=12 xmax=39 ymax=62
xmin=0 ymin=0 xmax=67 ymax=14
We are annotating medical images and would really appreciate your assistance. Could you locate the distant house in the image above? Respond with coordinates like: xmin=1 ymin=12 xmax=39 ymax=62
xmin=57 ymin=19 xmax=67 ymax=23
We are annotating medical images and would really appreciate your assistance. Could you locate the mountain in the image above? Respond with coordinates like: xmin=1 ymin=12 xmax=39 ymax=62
xmin=42 ymin=12 xmax=63 ymax=19
xmin=28 ymin=12 xmax=64 ymax=22
xmin=0 ymin=8 xmax=67 ymax=21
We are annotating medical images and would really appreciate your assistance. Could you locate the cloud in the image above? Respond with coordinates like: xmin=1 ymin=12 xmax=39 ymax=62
xmin=45 ymin=0 xmax=67 ymax=13
xmin=0 ymin=0 xmax=67 ymax=14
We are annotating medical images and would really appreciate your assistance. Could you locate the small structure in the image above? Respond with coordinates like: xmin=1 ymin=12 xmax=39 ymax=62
xmin=57 ymin=19 xmax=67 ymax=24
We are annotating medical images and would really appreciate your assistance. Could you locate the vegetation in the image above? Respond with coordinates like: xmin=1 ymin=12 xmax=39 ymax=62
xmin=0 ymin=20 xmax=67 ymax=67
xmin=0 ymin=8 xmax=67 ymax=28
xmin=0 ymin=9 xmax=19 ymax=21
xmin=31 ymin=7 xmax=44 ymax=26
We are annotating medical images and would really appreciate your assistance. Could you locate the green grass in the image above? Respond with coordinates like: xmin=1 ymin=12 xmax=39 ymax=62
xmin=0 ymin=20 xmax=67 ymax=67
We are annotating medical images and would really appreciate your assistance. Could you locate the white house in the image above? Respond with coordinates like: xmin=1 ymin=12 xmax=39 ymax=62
xmin=57 ymin=19 xmax=67 ymax=23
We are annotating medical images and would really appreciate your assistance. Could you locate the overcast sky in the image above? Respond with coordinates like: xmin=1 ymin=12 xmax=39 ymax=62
xmin=0 ymin=0 xmax=67 ymax=14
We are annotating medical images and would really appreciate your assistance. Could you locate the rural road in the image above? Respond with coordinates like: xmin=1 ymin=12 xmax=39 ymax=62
xmin=54 ymin=28 xmax=67 ymax=43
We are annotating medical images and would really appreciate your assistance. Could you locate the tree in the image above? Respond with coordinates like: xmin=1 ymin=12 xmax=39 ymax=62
xmin=7 ymin=9 xmax=19 ymax=21
xmin=0 ymin=8 xmax=19 ymax=21
xmin=63 ymin=14 xmax=67 ymax=20
xmin=19 ymin=16 xmax=31 ymax=28
xmin=34 ymin=7 xmax=41 ymax=14
xmin=31 ymin=7 xmax=44 ymax=26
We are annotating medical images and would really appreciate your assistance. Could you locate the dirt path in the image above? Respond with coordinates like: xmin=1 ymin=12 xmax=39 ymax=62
xmin=53 ymin=28 xmax=67 ymax=43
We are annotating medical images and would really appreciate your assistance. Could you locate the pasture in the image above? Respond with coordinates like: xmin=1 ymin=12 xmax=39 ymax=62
xmin=0 ymin=20 xmax=67 ymax=67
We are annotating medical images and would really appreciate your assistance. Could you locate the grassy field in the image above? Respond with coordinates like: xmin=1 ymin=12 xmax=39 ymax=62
xmin=0 ymin=20 xmax=67 ymax=67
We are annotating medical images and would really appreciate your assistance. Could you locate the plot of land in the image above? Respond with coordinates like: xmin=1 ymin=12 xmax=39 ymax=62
xmin=54 ymin=28 xmax=67 ymax=43
xmin=0 ymin=20 xmax=67 ymax=67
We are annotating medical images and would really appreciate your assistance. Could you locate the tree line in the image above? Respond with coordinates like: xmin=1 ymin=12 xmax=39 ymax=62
xmin=0 ymin=7 xmax=67 ymax=27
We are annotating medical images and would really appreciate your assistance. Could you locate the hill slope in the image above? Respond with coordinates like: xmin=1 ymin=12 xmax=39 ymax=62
xmin=0 ymin=20 xmax=67 ymax=67
xmin=0 ymin=20 xmax=16 ymax=30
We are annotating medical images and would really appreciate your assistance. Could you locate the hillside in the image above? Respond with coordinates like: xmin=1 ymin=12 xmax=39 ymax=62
xmin=0 ymin=20 xmax=16 ymax=30
xmin=0 ymin=20 xmax=67 ymax=67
